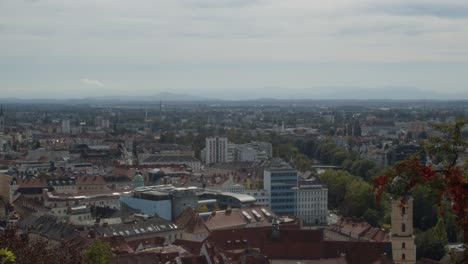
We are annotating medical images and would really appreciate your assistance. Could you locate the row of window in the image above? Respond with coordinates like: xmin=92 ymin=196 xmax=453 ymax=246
xmin=297 ymin=203 xmax=326 ymax=209
xmin=271 ymin=184 xmax=296 ymax=190
xmin=271 ymin=192 xmax=294 ymax=197
xmin=272 ymin=205 xmax=294 ymax=210
xmin=297 ymin=196 xmax=326 ymax=202
xmin=271 ymin=198 xmax=294 ymax=203
xmin=271 ymin=172 xmax=296 ymax=177
xmin=298 ymin=210 xmax=327 ymax=215
xmin=77 ymin=215 xmax=91 ymax=221
xmin=298 ymin=191 xmax=327 ymax=196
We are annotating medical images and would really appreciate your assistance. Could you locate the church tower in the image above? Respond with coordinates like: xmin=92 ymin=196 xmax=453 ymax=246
xmin=391 ymin=197 xmax=416 ymax=264
xmin=0 ymin=105 xmax=5 ymax=133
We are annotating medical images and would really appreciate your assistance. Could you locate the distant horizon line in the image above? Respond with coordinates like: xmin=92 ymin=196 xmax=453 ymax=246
xmin=0 ymin=96 xmax=467 ymax=102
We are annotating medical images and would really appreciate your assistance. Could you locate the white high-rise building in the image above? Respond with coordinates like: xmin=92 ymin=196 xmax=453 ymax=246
xmin=294 ymin=178 xmax=328 ymax=225
xmin=62 ymin=119 xmax=71 ymax=134
xmin=204 ymin=137 xmax=228 ymax=164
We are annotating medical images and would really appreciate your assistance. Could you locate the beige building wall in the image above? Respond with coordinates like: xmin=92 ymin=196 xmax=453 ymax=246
xmin=391 ymin=197 xmax=416 ymax=264
xmin=0 ymin=173 xmax=11 ymax=202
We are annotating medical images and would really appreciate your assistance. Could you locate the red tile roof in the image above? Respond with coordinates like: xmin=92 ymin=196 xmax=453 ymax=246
xmin=75 ymin=175 xmax=106 ymax=186
xmin=204 ymin=206 xmax=275 ymax=231
xmin=207 ymin=226 xmax=390 ymax=264
xmin=15 ymin=178 xmax=47 ymax=187
xmin=174 ymin=239 xmax=204 ymax=255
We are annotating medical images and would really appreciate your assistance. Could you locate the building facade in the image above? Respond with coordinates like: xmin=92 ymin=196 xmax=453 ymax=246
xmin=245 ymin=189 xmax=270 ymax=208
xmin=61 ymin=119 xmax=71 ymax=134
xmin=263 ymin=160 xmax=298 ymax=216
xmin=391 ymin=197 xmax=416 ymax=264
xmin=204 ymin=137 xmax=228 ymax=164
xmin=294 ymin=179 xmax=328 ymax=225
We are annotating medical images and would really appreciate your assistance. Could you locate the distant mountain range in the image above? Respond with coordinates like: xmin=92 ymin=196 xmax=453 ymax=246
xmin=0 ymin=92 xmax=218 ymax=104
xmin=0 ymin=90 xmax=467 ymax=105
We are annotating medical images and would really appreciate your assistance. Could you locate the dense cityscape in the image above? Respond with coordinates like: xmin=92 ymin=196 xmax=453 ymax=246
xmin=2 ymin=0 xmax=468 ymax=263
xmin=0 ymin=99 xmax=466 ymax=263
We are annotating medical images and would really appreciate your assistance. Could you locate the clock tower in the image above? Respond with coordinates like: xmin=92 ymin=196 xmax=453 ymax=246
xmin=391 ymin=197 xmax=416 ymax=264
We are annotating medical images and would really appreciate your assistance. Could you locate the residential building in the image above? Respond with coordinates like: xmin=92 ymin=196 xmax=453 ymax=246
xmin=236 ymin=144 xmax=257 ymax=162
xmin=140 ymin=155 xmax=201 ymax=171
xmin=43 ymin=189 xmax=121 ymax=210
xmin=294 ymin=178 xmax=328 ymax=225
xmin=227 ymin=142 xmax=237 ymax=163
xmin=388 ymin=144 xmax=423 ymax=166
xmin=62 ymin=119 xmax=71 ymax=134
xmin=204 ymin=137 xmax=228 ymax=164
xmin=202 ymin=206 xmax=276 ymax=231
xmin=263 ymin=159 xmax=298 ymax=216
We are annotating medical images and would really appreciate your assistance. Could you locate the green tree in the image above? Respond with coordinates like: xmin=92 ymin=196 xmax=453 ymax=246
xmin=0 ymin=248 xmax=15 ymax=264
xmin=319 ymin=170 xmax=353 ymax=209
xmin=372 ymin=118 xmax=467 ymax=242
xmin=431 ymin=217 xmax=448 ymax=245
xmin=341 ymin=180 xmax=373 ymax=218
xmin=83 ymin=240 xmax=113 ymax=264
xmin=415 ymin=228 xmax=446 ymax=261
xmin=198 ymin=204 xmax=209 ymax=213
xmin=412 ymin=185 xmax=438 ymax=231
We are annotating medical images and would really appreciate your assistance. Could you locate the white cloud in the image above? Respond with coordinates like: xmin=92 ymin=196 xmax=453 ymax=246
xmin=80 ymin=78 xmax=104 ymax=87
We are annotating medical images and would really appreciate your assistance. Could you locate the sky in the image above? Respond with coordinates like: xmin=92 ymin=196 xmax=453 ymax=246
xmin=1 ymin=0 xmax=468 ymax=100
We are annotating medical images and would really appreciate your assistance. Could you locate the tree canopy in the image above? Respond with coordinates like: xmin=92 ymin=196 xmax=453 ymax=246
xmin=83 ymin=239 xmax=113 ymax=264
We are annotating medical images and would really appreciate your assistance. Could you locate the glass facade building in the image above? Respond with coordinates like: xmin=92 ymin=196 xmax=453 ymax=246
xmin=263 ymin=160 xmax=298 ymax=216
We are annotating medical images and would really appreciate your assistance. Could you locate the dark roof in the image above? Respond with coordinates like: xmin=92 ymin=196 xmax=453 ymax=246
xmin=95 ymin=216 xmax=178 ymax=238
xmin=75 ymin=175 xmax=106 ymax=186
xmin=17 ymin=214 xmax=77 ymax=241
xmin=207 ymin=226 xmax=391 ymax=264
xmin=143 ymin=155 xmax=200 ymax=163
xmin=47 ymin=178 xmax=76 ymax=186
xmin=174 ymin=239 xmax=204 ymax=255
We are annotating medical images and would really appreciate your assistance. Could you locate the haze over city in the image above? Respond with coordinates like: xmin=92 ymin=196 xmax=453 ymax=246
xmin=1 ymin=0 xmax=468 ymax=100
xmin=1 ymin=1 xmax=468 ymax=263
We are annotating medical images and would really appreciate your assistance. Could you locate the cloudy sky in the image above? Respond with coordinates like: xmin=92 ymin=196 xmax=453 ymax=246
xmin=1 ymin=0 xmax=468 ymax=100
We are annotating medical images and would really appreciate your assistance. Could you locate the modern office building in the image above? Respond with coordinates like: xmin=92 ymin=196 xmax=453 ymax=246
xmin=263 ymin=159 xmax=298 ymax=216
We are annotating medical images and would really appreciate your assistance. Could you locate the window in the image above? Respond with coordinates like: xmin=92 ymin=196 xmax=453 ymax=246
xmin=402 ymin=223 xmax=406 ymax=232
xmin=401 ymin=206 xmax=406 ymax=215
xmin=402 ymin=242 xmax=406 ymax=249
xmin=402 ymin=253 xmax=406 ymax=260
